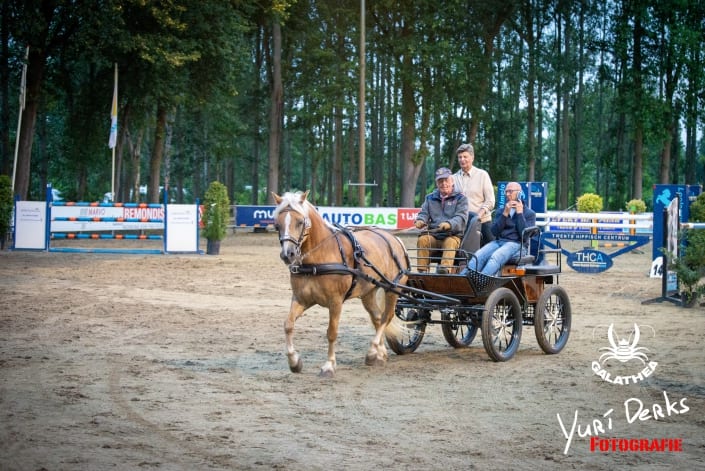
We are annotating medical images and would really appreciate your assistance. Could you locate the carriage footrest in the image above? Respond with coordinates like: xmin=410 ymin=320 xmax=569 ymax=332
xmin=523 ymin=263 xmax=560 ymax=275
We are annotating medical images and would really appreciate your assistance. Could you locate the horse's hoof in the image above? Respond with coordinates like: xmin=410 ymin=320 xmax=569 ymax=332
xmin=318 ymin=368 xmax=335 ymax=378
xmin=365 ymin=353 xmax=386 ymax=367
xmin=289 ymin=358 xmax=303 ymax=373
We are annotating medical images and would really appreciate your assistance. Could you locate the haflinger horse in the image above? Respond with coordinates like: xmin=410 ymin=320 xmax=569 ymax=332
xmin=272 ymin=190 xmax=409 ymax=377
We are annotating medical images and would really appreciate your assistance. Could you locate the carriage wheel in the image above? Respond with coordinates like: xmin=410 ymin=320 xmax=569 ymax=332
xmin=481 ymin=287 xmax=522 ymax=362
xmin=385 ymin=305 xmax=427 ymax=355
xmin=441 ymin=309 xmax=478 ymax=348
xmin=534 ymin=285 xmax=572 ymax=354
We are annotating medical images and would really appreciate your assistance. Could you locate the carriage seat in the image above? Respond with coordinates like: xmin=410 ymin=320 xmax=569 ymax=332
xmin=459 ymin=213 xmax=482 ymax=255
xmin=419 ymin=213 xmax=483 ymax=273
xmin=500 ymin=226 xmax=561 ymax=276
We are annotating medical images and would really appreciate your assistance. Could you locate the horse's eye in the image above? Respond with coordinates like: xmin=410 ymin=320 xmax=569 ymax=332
xmin=274 ymin=224 xmax=280 ymax=231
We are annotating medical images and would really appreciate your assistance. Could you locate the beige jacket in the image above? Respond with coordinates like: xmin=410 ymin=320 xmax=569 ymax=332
xmin=453 ymin=167 xmax=495 ymax=223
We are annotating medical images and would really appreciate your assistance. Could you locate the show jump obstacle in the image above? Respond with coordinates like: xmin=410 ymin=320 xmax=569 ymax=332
xmin=12 ymin=185 xmax=200 ymax=254
xmin=643 ymin=193 xmax=705 ymax=306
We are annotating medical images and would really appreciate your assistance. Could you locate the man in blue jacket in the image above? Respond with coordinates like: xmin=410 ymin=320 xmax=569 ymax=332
xmin=414 ymin=167 xmax=469 ymax=273
xmin=463 ymin=181 xmax=536 ymax=276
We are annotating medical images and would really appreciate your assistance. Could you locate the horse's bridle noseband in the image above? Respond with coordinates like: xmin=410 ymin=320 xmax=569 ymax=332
xmin=276 ymin=208 xmax=311 ymax=251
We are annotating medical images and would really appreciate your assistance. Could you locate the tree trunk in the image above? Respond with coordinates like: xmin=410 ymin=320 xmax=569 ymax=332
xmin=632 ymin=11 xmax=644 ymax=198
xmin=115 ymin=103 xmax=129 ymax=201
xmin=557 ymin=16 xmax=571 ymax=210
xmin=250 ymin=23 xmax=265 ymax=204
xmin=399 ymin=52 xmax=419 ymax=208
xmin=333 ymin=104 xmax=343 ymax=205
xmin=633 ymin=127 xmax=644 ymax=197
xmin=14 ymin=48 xmax=45 ymax=200
xmin=148 ymin=105 xmax=167 ymax=203
xmin=573 ymin=6 xmax=585 ymax=201
xmin=0 ymin=1 xmax=10 ymax=175
xmin=266 ymin=20 xmax=283 ymax=203
xmin=559 ymin=89 xmax=570 ymax=210
xmin=125 ymin=123 xmax=144 ymax=202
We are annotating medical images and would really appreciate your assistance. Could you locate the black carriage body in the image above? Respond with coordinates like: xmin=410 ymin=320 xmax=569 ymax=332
xmin=400 ymin=270 xmax=558 ymax=324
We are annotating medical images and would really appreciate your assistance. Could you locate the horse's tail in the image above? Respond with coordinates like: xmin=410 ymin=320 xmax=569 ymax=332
xmin=383 ymin=305 xmax=417 ymax=339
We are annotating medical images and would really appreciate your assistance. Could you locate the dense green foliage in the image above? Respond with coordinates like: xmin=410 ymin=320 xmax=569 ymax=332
xmin=202 ymin=181 xmax=230 ymax=242
xmin=626 ymin=199 xmax=647 ymax=214
xmin=1 ymin=0 xmax=703 ymax=209
xmin=576 ymin=193 xmax=603 ymax=213
xmin=671 ymin=193 xmax=705 ymax=306
xmin=0 ymin=175 xmax=13 ymax=248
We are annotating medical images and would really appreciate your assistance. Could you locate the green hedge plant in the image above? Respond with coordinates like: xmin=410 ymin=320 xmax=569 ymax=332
xmin=626 ymin=199 xmax=647 ymax=214
xmin=0 ymin=175 xmax=13 ymax=250
xmin=202 ymin=181 xmax=230 ymax=254
xmin=576 ymin=193 xmax=603 ymax=213
xmin=670 ymin=193 xmax=705 ymax=307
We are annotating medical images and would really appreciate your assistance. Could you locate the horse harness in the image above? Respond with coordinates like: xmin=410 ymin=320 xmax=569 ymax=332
xmin=289 ymin=224 xmax=407 ymax=300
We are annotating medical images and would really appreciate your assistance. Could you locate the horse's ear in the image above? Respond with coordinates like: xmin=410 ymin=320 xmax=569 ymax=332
xmin=272 ymin=192 xmax=282 ymax=204
xmin=300 ymin=190 xmax=310 ymax=202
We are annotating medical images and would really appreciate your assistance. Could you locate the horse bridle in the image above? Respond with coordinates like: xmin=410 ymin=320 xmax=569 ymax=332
xmin=276 ymin=207 xmax=311 ymax=251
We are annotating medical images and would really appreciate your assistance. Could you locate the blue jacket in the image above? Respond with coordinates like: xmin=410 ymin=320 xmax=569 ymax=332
xmin=417 ymin=189 xmax=468 ymax=238
xmin=491 ymin=204 xmax=537 ymax=245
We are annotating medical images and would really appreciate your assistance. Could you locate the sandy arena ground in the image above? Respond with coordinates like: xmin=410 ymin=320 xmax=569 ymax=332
xmin=1 ymin=232 xmax=704 ymax=470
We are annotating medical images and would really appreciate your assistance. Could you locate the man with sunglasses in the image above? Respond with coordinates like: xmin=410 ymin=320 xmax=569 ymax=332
xmin=461 ymin=182 xmax=536 ymax=276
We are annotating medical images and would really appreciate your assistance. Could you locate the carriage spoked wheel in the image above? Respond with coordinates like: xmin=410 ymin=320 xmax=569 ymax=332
xmin=534 ymin=285 xmax=572 ymax=354
xmin=440 ymin=308 xmax=478 ymax=348
xmin=385 ymin=305 xmax=427 ymax=355
xmin=481 ymin=287 xmax=523 ymax=361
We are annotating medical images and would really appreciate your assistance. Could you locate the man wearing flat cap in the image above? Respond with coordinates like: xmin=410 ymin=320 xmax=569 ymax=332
xmin=414 ymin=167 xmax=469 ymax=273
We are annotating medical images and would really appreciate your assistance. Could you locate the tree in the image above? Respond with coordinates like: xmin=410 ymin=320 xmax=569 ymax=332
xmin=7 ymin=1 xmax=97 ymax=199
xmin=3 ymin=1 xmax=703 ymax=211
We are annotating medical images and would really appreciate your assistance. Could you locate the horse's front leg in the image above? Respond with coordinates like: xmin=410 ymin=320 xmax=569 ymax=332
xmin=320 ymin=302 xmax=342 ymax=378
xmin=284 ymin=299 xmax=306 ymax=373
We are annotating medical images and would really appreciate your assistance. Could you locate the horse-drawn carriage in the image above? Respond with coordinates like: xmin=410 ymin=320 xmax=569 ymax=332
xmin=386 ymin=231 xmax=571 ymax=362
xmin=272 ymin=191 xmax=571 ymax=377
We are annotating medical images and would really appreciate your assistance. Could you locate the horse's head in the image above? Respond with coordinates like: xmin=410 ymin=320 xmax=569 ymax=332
xmin=272 ymin=190 xmax=312 ymax=264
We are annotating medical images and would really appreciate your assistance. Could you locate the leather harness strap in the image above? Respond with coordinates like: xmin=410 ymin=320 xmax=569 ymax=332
xmin=289 ymin=225 xmax=407 ymax=300
xmin=290 ymin=226 xmax=358 ymax=300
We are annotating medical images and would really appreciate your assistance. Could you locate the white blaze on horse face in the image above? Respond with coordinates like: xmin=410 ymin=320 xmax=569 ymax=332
xmin=280 ymin=211 xmax=298 ymax=263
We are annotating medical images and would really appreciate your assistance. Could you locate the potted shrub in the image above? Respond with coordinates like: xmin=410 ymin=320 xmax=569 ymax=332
xmin=576 ymin=193 xmax=603 ymax=213
xmin=669 ymin=193 xmax=705 ymax=307
xmin=202 ymin=181 xmax=230 ymax=255
xmin=0 ymin=175 xmax=12 ymax=250
xmin=626 ymin=198 xmax=647 ymax=214
xmin=576 ymin=193 xmax=603 ymax=248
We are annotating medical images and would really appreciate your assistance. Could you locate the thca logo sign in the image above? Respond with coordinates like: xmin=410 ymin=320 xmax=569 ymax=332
xmin=591 ymin=323 xmax=657 ymax=385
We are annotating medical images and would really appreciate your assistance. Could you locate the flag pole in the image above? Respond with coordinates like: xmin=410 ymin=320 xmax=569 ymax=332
xmin=109 ymin=63 xmax=118 ymax=201
xmin=12 ymin=46 xmax=29 ymax=195
xmin=111 ymin=143 xmax=115 ymax=201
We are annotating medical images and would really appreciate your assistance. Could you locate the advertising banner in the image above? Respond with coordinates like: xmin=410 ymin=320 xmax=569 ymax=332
xmin=13 ymin=201 xmax=47 ymax=250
